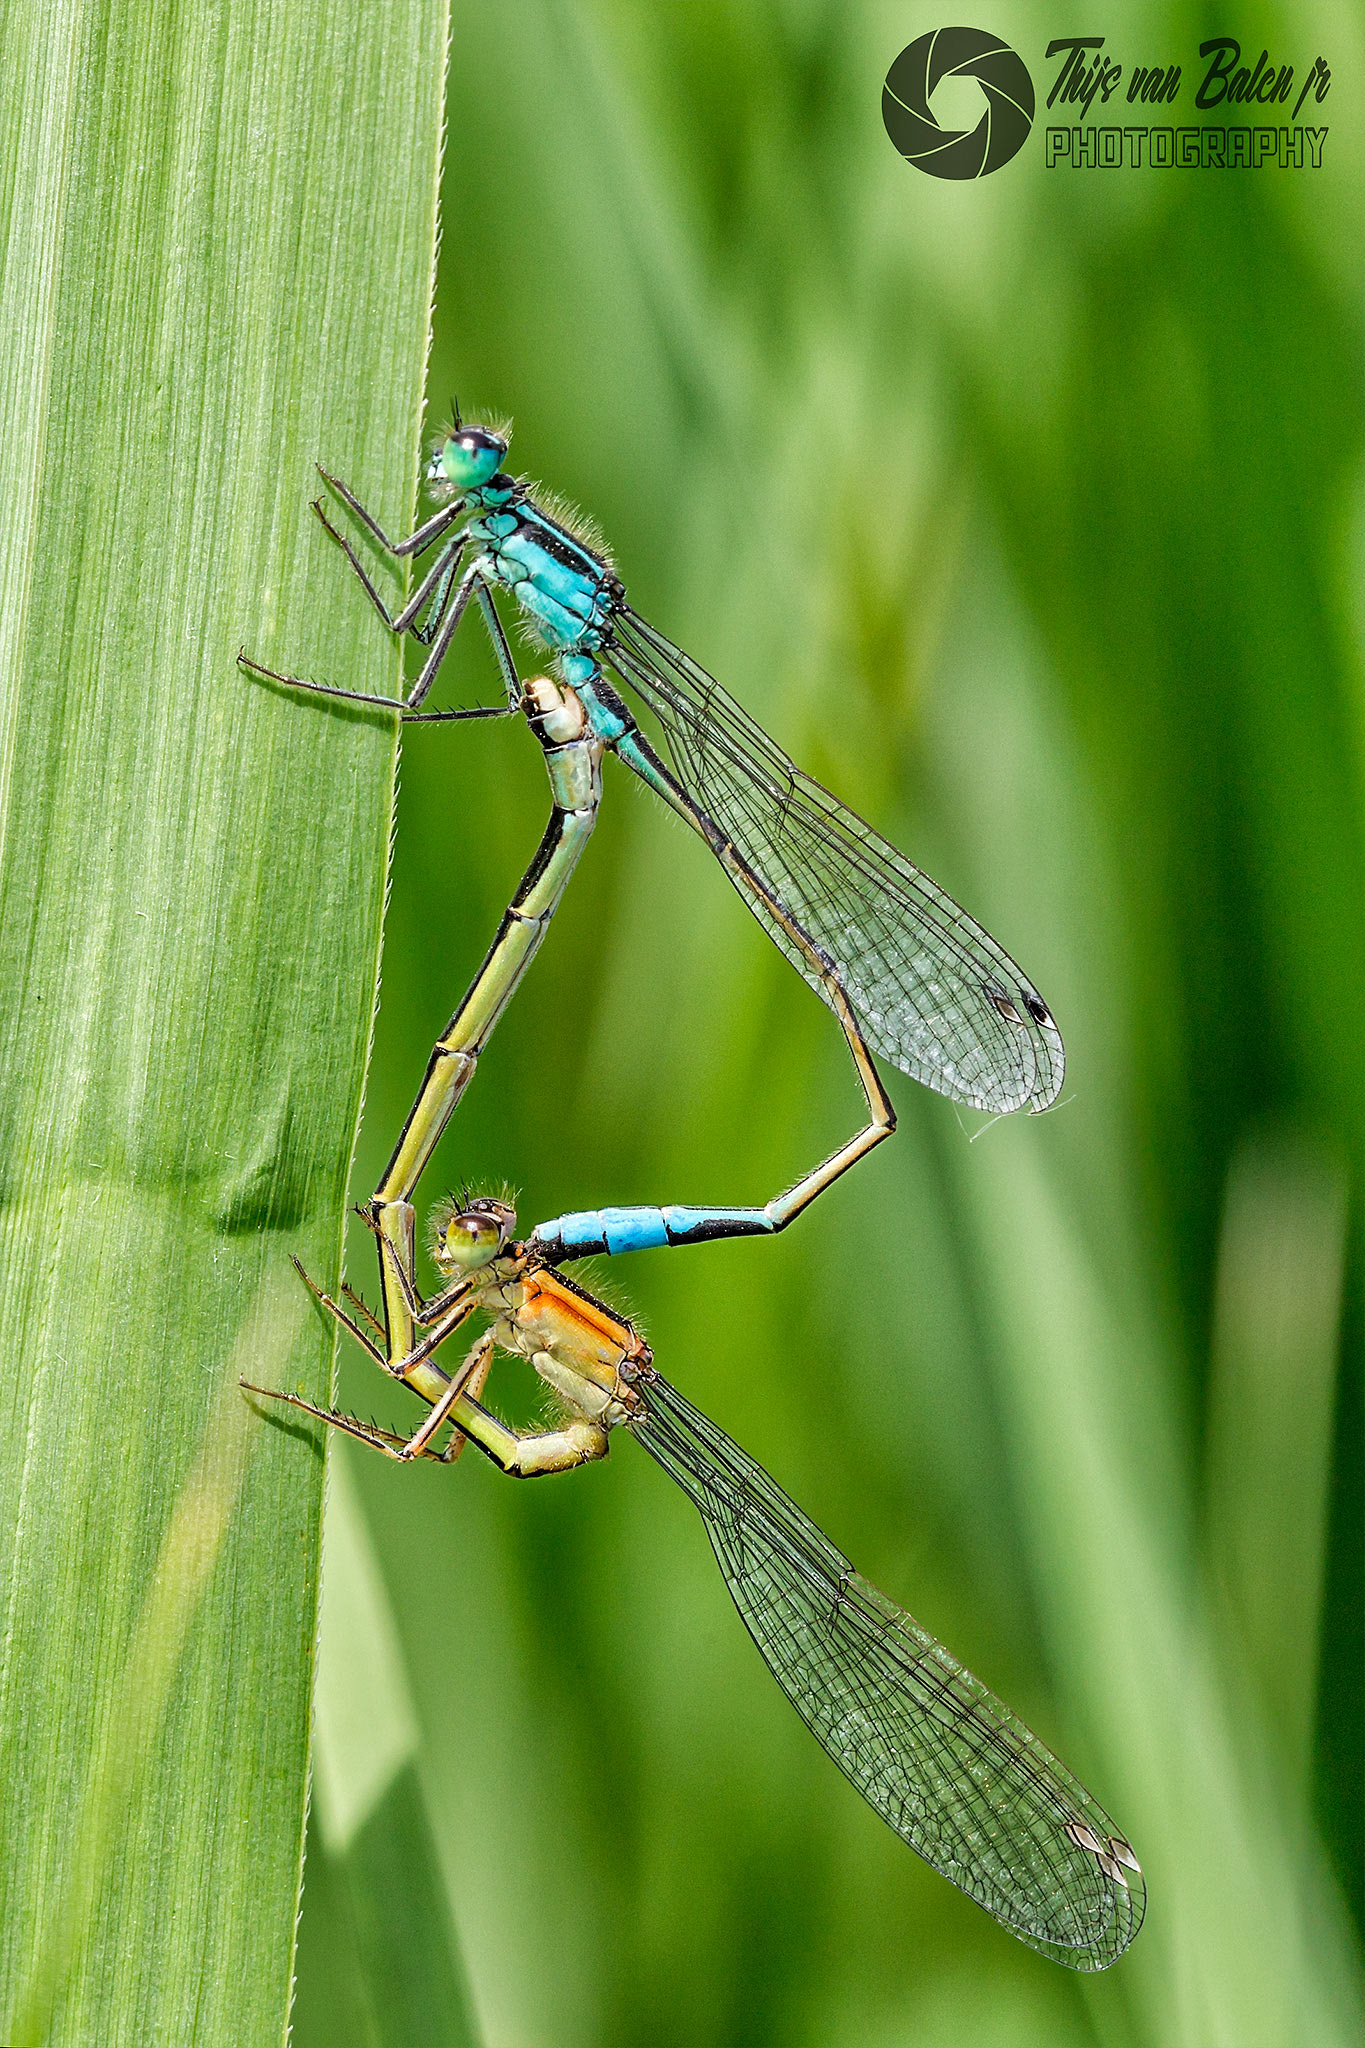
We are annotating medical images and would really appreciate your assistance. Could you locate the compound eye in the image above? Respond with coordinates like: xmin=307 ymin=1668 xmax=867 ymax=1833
xmin=436 ymin=1205 xmax=512 ymax=1272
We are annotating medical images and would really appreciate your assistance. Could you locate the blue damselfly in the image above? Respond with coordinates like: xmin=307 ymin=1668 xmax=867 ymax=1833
xmin=241 ymin=413 xmax=1064 ymax=1376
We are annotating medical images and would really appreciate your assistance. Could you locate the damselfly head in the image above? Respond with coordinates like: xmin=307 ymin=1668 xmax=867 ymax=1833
xmin=431 ymin=1193 xmax=517 ymax=1274
xmin=427 ymin=418 xmax=510 ymax=495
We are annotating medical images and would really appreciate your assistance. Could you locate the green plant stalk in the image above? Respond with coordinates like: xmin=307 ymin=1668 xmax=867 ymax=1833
xmin=0 ymin=1 xmax=448 ymax=2041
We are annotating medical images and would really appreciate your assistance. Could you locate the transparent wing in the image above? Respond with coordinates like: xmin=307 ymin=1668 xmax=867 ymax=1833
xmin=630 ymin=1370 xmax=1144 ymax=1969
xmin=607 ymin=611 xmax=1063 ymax=1113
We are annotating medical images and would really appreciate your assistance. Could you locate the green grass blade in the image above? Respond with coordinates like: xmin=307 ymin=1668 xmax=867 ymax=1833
xmin=1207 ymin=1128 xmax=1347 ymax=1786
xmin=0 ymin=2 xmax=448 ymax=2041
xmin=295 ymin=1447 xmax=480 ymax=2048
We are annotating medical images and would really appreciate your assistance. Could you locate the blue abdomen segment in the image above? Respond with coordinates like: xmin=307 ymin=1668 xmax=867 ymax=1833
xmin=530 ymin=1204 xmax=775 ymax=1263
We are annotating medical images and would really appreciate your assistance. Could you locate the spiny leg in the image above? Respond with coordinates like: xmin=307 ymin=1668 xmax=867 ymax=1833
xmin=315 ymin=467 xmax=525 ymax=704
xmin=239 ymin=558 xmax=499 ymax=720
xmin=240 ymin=1384 xmax=414 ymax=1458
xmin=406 ymin=1332 xmax=494 ymax=1461
xmin=316 ymin=465 xmax=461 ymax=559
xmin=237 ymin=649 xmax=510 ymax=726
xmin=290 ymin=1255 xmax=389 ymax=1372
xmin=241 ymin=461 xmax=505 ymax=718
xmin=292 ymin=1239 xmax=482 ymax=1396
xmin=375 ymin=558 xmax=489 ymax=713
xmin=473 ymin=584 xmax=523 ymax=707
xmin=293 ymin=1249 xmax=511 ymax=1438
xmin=404 ymin=550 xmax=464 ymax=647
xmin=314 ymin=490 xmax=523 ymax=707
xmin=236 ymin=1352 xmax=467 ymax=1463
xmin=421 ymin=1331 xmax=496 ymax=1466
xmin=242 ymin=1344 xmax=609 ymax=1479
xmin=310 ymin=495 xmax=464 ymax=643
xmin=340 ymin=1280 xmax=386 ymax=1346
xmin=242 ymin=1312 xmax=493 ymax=1461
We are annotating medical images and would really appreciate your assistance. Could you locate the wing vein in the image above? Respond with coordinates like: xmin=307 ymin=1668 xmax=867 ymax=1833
xmin=606 ymin=613 xmax=1064 ymax=1114
xmin=630 ymin=1372 xmax=1144 ymax=1970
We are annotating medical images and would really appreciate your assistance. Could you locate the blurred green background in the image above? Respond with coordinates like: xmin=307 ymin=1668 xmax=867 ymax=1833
xmin=292 ymin=4 xmax=1363 ymax=2043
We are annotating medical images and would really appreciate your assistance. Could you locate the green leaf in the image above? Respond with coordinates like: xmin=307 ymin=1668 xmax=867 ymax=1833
xmin=293 ymin=1447 xmax=480 ymax=2048
xmin=0 ymin=1 xmax=448 ymax=2041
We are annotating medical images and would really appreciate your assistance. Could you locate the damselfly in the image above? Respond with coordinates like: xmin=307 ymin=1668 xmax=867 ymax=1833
xmin=241 ymin=415 xmax=1064 ymax=1370
xmin=245 ymin=1190 xmax=1142 ymax=1971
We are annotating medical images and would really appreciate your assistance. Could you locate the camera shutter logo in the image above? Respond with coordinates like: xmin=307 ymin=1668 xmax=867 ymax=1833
xmin=883 ymin=27 xmax=1035 ymax=178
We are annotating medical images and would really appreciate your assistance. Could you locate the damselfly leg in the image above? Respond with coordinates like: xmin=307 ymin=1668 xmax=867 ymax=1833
xmin=313 ymin=473 xmax=521 ymax=683
xmin=243 ymin=1328 xmax=494 ymax=1464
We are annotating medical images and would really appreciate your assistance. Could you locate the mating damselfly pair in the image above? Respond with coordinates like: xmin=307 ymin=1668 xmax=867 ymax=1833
xmin=241 ymin=411 xmax=1143 ymax=1969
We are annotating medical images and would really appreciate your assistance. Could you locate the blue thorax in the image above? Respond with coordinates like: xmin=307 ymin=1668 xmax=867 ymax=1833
xmin=467 ymin=477 xmax=617 ymax=654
